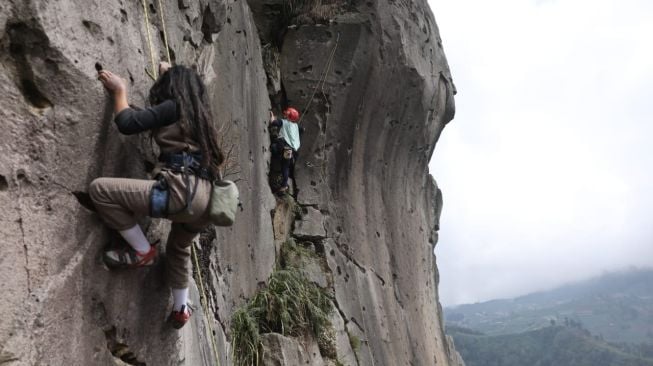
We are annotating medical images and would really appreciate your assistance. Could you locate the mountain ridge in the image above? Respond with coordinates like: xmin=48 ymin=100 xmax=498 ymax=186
xmin=446 ymin=268 xmax=653 ymax=344
xmin=448 ymin=325 xmax=653 ymax=366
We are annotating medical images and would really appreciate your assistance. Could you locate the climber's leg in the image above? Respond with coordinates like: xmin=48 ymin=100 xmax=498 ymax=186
xmin=119 ymin=225 xmax=151 ymax=253
xmin=269 ymin=140 xmax=285 ymax=192
xmin=280 ymin=154 xmax=291 ymax=191
xmin=89 ymin=177 xmax=155 ymax=231
xmin=89 ymin=177 xmax=159 ymax=267
xmin=172 ymin=288 xmax=189 ymax=312
xmin=165 ymin=222 xmax=207 ymax=290
xmin=288 ymin=150 xmax=299 ymax=196
xmin=165 ymin=222 xmax=206 ymax=329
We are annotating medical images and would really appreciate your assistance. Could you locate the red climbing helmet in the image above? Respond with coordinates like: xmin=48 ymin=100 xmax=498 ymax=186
xmin=283 ymin=107 xmax=300 ymax=122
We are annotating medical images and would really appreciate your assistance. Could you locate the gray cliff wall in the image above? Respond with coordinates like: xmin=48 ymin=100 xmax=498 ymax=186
xmin=263 ymin=1 xmax=457 ymax=364
xmin=0 ymin=0 xmax=460 ymax=365
xmin=1 ymin=0 xmax=274 ymax=364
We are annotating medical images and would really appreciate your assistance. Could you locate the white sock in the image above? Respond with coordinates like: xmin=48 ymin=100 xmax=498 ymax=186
xmin=172 ymin=288 xmax=189 ymax=311
xmin=119 ymin=225 xmax=151 ymax=254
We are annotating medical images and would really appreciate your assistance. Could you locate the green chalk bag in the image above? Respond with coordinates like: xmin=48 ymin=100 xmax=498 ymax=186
xmin=209 ymin=180 xmax=240 ymax=226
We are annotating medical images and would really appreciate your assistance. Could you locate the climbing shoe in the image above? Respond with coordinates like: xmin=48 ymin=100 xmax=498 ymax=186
xmin=168 ymin=304 xmax=193 ymax=329
xmin=103 ymin=242 xmax=158 ymax=269
xmin=275 ymin=185 xmax=289 ymax=197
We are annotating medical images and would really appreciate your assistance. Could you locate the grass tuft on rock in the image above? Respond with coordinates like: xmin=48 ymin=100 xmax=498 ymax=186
xmin=280 ymin=238 xmax=316 ymax=268
xmin=231 ymin=254 xmax=334 ymax=365
xmin=347 ymin=330 xmax=361 ymax=352
xmin=231 ymin=309 xmax=260 ymax=365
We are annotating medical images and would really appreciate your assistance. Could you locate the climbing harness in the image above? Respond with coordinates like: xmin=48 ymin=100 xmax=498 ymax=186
xmin=149 ymin=152 xmax=209 ymax=218
xmin=192 ymin=243 xmax=222 ymax=366
xmin=140 ymin=0 xmax=172 ymax=80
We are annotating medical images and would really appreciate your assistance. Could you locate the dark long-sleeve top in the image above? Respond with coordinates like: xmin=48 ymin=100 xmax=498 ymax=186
xmin=269 ymin=118 xmax=283 ymax=128
xmin=114 ymin=99 xmax=178 ymax=134
xmin=114 ymin=99 xmax=200 ymax=154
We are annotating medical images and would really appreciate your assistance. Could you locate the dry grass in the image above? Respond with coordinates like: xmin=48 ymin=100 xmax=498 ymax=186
xmin=216 ymin=121 xmax=241 ymax=181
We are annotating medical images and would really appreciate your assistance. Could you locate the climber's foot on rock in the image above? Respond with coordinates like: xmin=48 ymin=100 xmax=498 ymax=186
xmin=168 ymin=304 xmax=193 ymax=329
xmin=103 ymin=242 xmax=157 ymax=269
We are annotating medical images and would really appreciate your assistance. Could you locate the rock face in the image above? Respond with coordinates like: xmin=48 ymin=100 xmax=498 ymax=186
xmin=264 ymin=0 xmax=457 ymax=364
xmin=0 ymin=0 xmax=460 ymax=365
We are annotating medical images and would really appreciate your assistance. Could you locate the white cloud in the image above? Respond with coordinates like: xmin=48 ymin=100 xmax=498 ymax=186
xmin=428 ymin=0 xmax=653 ymax=305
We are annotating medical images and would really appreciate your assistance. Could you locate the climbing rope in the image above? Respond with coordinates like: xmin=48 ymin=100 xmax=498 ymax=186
xmin=157 ymin=0 xmax=172 ymax=65
xmin=297 ymin=32 xmax=340 ymax=125
xmin=141 ymin=0 xmax=172 ymax=80
xmin=192 ymin=243 xmax=222 ymax=366
xmin=140 ymin=0 xmax=158 ymax=80
xmin=297 ymin=33 xmax=340 ymax=204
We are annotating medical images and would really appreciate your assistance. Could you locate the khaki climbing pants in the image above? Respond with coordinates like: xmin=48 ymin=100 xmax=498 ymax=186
xmin=89 ymin=171 xmax=212 ymax=289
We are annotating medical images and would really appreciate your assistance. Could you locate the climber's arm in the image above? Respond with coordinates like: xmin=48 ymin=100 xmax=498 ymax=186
xmin=113 ymin=100 xmax=177 ymax=135
xmin=269 ymin=119 xmax=283 ymax=128
xmin=98 ymin=69 xmax=177 ymax=135
xmin=268 ymin=111 xmax=283 ymax=127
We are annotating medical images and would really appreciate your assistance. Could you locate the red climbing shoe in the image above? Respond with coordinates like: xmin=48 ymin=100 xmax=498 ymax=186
xmin=103 ymin=242 xmax=158 ymax=269
xmin=168 ymin=304 xmax=193 ymax=329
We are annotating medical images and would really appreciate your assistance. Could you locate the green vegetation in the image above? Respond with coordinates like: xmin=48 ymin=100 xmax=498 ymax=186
xmin=230 ymin=309 xmax=260 ymax=365
xmin=347 ymin=330 xmax=361 ymax=352
xmin=231 ymin=240 xmax=334 ymax=366
xmin=448 ymin=325 xmax=653 ymax=366
xmin=280 ymin=237 xmax=316 ymax=267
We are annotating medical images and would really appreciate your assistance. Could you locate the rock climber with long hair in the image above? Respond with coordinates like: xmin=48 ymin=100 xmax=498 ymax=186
xmin=269 ymin=107 xmax=301 ymax=195
xmin=90 ymin=62 xmax=223 ymax=329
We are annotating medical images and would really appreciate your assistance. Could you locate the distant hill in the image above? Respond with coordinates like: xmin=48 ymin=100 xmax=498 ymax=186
xmin=445 ymin=269 xmax=653 ymax=344
xmin=448 ymin=325 xmax=653 ymax=366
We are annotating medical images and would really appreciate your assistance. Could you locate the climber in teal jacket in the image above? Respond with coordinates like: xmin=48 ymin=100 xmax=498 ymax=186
xmin=269 ymin=107 xmax=301 ymax=195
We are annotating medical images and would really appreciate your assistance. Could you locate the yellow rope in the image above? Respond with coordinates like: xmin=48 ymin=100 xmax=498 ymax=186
xmin=157 ymin=0 xmax=172 ymax=64
xmin=192 ymin=244 xmax=222 ymax=366
xmin=141 ymin=0 xmax=157 ymax=80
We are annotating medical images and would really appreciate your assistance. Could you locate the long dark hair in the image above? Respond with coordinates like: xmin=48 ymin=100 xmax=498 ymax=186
xmin=148 ymin=65 xmax=224 ymax=177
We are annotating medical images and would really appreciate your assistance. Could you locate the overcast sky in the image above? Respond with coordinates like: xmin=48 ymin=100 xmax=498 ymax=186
xmin=427 ymin=0 xmax=653 ymax=306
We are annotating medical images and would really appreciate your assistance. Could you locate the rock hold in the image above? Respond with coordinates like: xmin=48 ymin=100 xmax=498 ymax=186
xmin=294 ymin=206 xmax=327 ymax=239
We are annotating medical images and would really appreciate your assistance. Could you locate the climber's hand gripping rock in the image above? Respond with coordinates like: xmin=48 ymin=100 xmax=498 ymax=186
xmin=98 ymin=70 xmax=127 ymax=94
xmin=159 ymin=61 xmax=171 ymax=75
xmin=98 ymin=70 xmax=129 ymax=113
